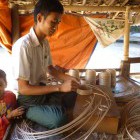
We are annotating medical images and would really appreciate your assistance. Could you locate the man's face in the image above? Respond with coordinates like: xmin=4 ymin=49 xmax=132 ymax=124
xmin=38 ymin=12 xmax=62 ymax=36
xmin=0 ymin=78 xmax=6 ymax=98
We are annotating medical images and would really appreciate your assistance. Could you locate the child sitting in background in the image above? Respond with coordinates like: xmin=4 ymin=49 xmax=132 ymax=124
xmin=0 ymin=69 xmax=24 ymax=140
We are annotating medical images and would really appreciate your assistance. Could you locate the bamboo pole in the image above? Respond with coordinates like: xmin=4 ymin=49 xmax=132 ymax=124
xmin=123 ymin=6 xmax=131 ymax=61
xmin=64 ymin=6 xmax=140 ymax=13
xmin=120 ymin=6 xmax=131 ymax=77
xmin=11 ymin=5 xmax=140 ymax=15
xmin=112 ymin=12 xmax=120 ymax=19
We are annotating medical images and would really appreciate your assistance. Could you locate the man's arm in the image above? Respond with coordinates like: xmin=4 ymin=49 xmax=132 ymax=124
xmin=18 ymin=78 xmax=79 ymax=95
xmin=18 ymin=79 xmax=60 ymax=95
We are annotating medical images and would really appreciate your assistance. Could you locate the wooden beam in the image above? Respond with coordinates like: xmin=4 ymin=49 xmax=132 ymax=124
xmin=128 ymin=57 xmax=140 ymax=63
xmin=10 ymin=3 xmax=20 ymax=44
xmin=9 ymin=4 xmax=140 ymax=15
xmin=130 ymin=73 xmax=140 ymax=75
xmin=64 ymin=6 xmax=140 ymax=12
xmin=112 ymin=12 xmax=120 ymax=19
xmin=64 ymin=6 xmax=126 ymax=12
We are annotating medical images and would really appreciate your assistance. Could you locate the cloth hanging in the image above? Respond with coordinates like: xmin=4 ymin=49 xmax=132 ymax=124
xmin=85 ymin=17 xmax=125 ymax=47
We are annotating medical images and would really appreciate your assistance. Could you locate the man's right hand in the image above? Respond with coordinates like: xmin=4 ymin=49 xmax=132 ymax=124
xmin=60 ymin=79 xmax=80 ymax=92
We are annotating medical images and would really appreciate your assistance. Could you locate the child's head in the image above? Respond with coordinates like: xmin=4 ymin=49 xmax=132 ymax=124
xmin=0 ymin=69 xmax=7 ymax=97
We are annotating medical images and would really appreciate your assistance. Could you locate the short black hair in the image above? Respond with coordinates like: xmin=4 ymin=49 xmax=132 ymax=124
xmin=34 ymin=0 xmax=64 ymax=23
xmin=0 ymin=69 xmax=6 ymax=82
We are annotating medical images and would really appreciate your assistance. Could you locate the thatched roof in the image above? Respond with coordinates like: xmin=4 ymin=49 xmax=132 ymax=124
xmin=8 ymin=0 xmax=140 ymax=20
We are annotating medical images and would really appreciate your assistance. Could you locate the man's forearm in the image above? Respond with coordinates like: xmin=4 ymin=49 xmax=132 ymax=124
xmin=19 ymin=84 xmax=61 ymax=95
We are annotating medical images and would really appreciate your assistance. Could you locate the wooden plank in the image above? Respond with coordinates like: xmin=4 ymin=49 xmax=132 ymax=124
xmin=130 ymin=72 xmax=140 ymax=75
xmin=128 ymin=57 xmax=140 ymax=63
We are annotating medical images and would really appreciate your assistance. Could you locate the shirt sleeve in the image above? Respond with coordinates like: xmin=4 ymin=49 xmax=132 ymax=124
xmin=0 ymin=115 xmax=9 ymax=137
xmin=12 ymin=39 xmax=31 ymax=81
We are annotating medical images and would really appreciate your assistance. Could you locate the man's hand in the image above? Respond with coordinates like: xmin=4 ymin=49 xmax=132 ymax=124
xmin=60 ymin=79 xmax=80 ymax=92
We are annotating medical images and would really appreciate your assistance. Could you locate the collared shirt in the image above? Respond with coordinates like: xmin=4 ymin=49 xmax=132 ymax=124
xmin=12 ymin=27 xmax=52 ymax=87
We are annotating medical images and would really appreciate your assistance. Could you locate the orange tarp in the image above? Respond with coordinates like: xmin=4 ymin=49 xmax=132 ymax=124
xmin=0 ymin=2 xmax=97 ymax=68
xmin=0 ymin=1 xmax=12 ymax=52
xmin=48 ymin=15 xmax=97 ymax=69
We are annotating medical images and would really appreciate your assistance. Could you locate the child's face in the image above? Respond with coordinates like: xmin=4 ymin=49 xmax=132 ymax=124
xmin=0 ymin=78 xmax=6 ymax=98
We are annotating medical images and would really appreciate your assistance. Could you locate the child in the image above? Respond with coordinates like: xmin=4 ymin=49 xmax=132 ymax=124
xmin=0 ymin=69 xmax=24 ymax=140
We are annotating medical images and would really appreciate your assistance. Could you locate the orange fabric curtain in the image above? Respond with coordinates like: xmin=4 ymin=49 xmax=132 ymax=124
xmin=0 ymin=10 xmax=97 ymax=68
xmin=48 ymin=15 xmax=97 ymax=69
xmin=0 ymin=1 xmax=12 ymax=52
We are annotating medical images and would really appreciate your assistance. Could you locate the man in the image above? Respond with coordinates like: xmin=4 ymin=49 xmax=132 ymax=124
xmin=12 ymin=0 xmax=79 ymax=129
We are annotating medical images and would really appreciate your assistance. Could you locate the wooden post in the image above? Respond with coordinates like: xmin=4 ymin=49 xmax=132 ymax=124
xmin=120 ymin=60 xmax=130 ymax=78
xmin=123 ymin=6 xmax=131 ymax=61
xmin=10 ymin=3 xmax=20 ymax=44
xmin=121 ymin=6 xmax=131 ymax=77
